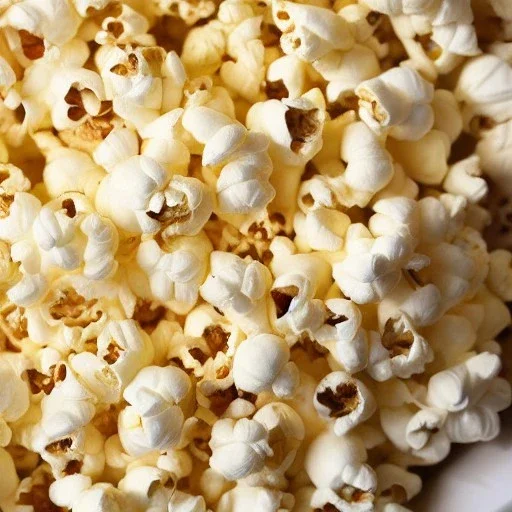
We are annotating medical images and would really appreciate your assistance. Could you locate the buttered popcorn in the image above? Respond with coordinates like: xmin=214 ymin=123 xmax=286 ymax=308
xmin=0 ymin=0 xmax=511 ymax=510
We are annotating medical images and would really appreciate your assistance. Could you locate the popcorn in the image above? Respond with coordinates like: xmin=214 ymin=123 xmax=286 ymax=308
xmin=209 ymin=417 xmax=272 ymax=480
xmin=368 ymin=314 xmax=434 ymax=380
xmin=311 ymin=120 xmax=395 ymax=210
xmin=375 ymin=464 xmax=422 ymax=508
xmin=118 ymin=365 xmax=191 ymax=456
xmin=0 ymin=0 xmax=510 ymax=509
xmin=1 ymin=0 xmax=82 ymax=66
xmin=305 ymin=430 xmax=377 ymax=504
xmin=314 ymin=371 xmax=376 ymax=436
xmin=137 ymin=233 xmax=212 ymax=314
xmin=232 ymin=333 xmax=299 ymax=397
xmin=272 ymin=1 xmax=354 ymax=62
xmin=356 ymin=67 xmax=434 ymax=141
xmin=185 ymin=106 xmax=275 ymax=218
xmin=246 ymin=94 xmax=325 ymax=228
xmin=96 ymin=46 xmax=185 ymax=131
xmin=200 ymin=251 xmax=272 ymax=335
xmin=220 ymin=16 xmax=265 ymax=103
xmin=217 ymin=485 xmax=294 ymax=512
xmin=313 ymin=298 xmax=369 ymax=373
xmin=70 ymin=319 xmax=154 ymax=403
xmin=426 ymin=352 xmax=511 ymax=443
xmin=455 ymin=54 xmax=512 ymax=128
xmin=250 ymin=402 xmax=305 ymax=483
xmin=443 ymin=155 xmax=487 ymax=203
xmin=333 ymin=224 xmax=421 ymax=305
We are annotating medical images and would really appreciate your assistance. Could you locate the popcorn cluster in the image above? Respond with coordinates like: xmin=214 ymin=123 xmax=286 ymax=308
xmin=0 ymin=0 xmax=511 ymax=510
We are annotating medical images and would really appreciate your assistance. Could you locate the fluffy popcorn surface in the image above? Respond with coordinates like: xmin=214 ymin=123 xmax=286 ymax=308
xmin=0 ymin=0 xmax=511 ymax=509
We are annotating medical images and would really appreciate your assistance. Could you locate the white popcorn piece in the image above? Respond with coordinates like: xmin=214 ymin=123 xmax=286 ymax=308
xmin=52 ymin=479 xmax=132 ymax=512
xmin=361 ymin=0 xmax=438 ymax=16
xmin=186 ymin=106 xmax=275 ymax=218
xmin=314 ymin=371 xmax=377 ymax=436
xmin=251 ymin=402 xmax=305 ymax=479
xmin=368 ymin=314 xmax=434 ymax=380
xmin=94 ymin=2 xmax=154 ymax=46
xmin=443 ymin=155 xmax=487 ymax=204
xmin=96 ymin=46 xmax=185 ymax=131
xmin=155 ymin=0 xmax=216 ymax=25
xmin=416 ymin=194 xmax=466 ymax=246
xmin=272 ymin=1 xmax=355 ymax=62
xmin=200 ymin=251 xmax=272 ymax=335
xmin=315 ymin=43 xmax=381 ymax=104
xmin=49 ymin=473 xmax=95 ymax=509
xmin=375 ymin=464 xmax=422 ymax=507
xmin=356 ymin=67 xmax=434 ymax=141
xmin=217 ymin=485 xmax=294 ymax=512
xmin=181 ymin=23 xmax=226 ymax=78
xmin=429 ymin=1 xmax=480 ymax=57
xmin=2 ymin=192 xmax=123 ymax=307
xmin=380 ymin=405 xmax=451 ymax=465
xmin=455 ymin=54 xmax=512 ymax=127
xmin=233 ymin=333 xmax=298 ymax=397
xmin=338 ymin=122 xmax=395 ymax=206
xmin=209 ymin=417 xmax=272 ymax=480
xmin=373 ymin=3 xmax=477 ymax=80
xmin=1 ymin=0 xmax=82 ymax=66
xmin=49 ymin=68 xmax=107 ymax=131
xmin=70 ymin=319 xmax=154 ymax=404
xmin=94 ymin=154 xmax=167 ymax=234
xmin=312 ymin=120 xmax=395 ymax=210
xmin=80 ymin=213 xmax=119 ymax=281
xmin=118 ymin=365 xmax=191 ymax=456
xmin=137 ymin=233 xmax=212 ymax=314
xmin=305 ymin=429 xmax=377 ymax=496
xmin=21 ymin=275 xmax=112 ymax=354
xmin=266 ymin=55 xmax=309 ymax=100
xmin=96 ymin=142 xmax=211 ymax=236
xmin=333 ymin=224 xmax=421 ymax=305
xmin=117 ymin=465 xmax=173 ymax=510
xmin=220 ymin=16 xmax=265 ymax=103
xmin=31 ymin=363 xmax=98 ymax=455
xmin=294 ymin=176 xmax=352 ymax=252
xmin=418 ymin=229 xmax=489 ymax=312
xmin=246 ymin=94 xmax=325 ymax=227
xmin=376 ymin=353 xmax=511 ymax=452
xmin=427 ymin=352 xmax=504 ymax=411
xmin=269 ymin=273 xmax=326 ymax=342
xmin=42 ymin=143 xmax=106 ymax=200
xmin=369 ymin=197 xmax=419 ymax=239
xmin=314 ymin=298 xmax=369 ymax=373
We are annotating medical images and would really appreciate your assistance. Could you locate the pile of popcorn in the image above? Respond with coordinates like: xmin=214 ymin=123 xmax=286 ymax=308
xmin=1 ymin=0 xmax=512 ymax=510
